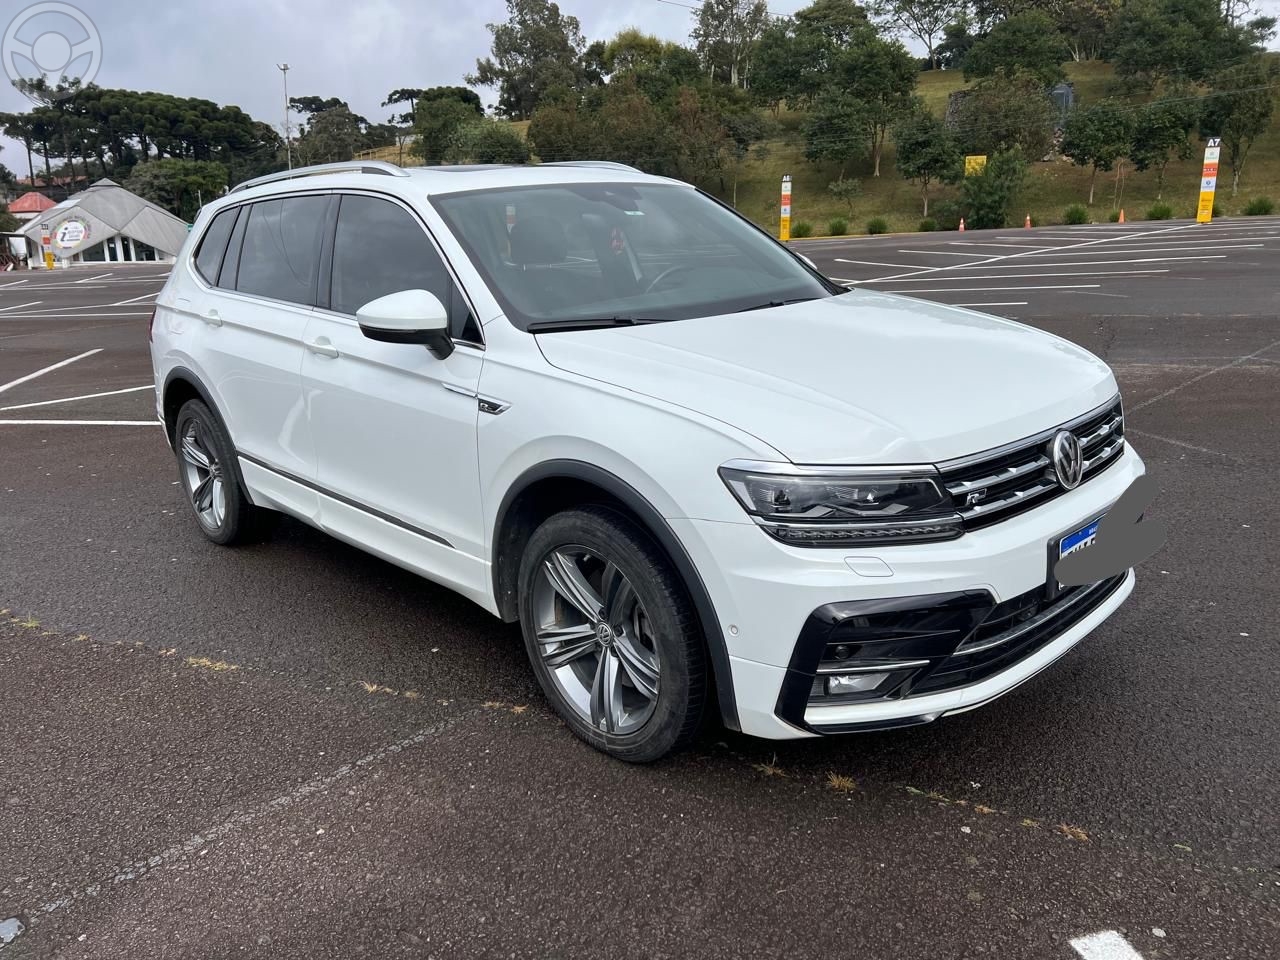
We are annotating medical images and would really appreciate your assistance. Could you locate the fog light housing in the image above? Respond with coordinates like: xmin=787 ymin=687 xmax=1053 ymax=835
xmin=826 ymin=672 xmax=890 ymax=695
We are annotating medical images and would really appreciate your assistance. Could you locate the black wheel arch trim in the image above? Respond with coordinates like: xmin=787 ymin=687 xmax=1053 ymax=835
xmin=494 ymin=459 xmax=740 ymax=732
xmin=161 ymin=367 xmax=254 ymax=497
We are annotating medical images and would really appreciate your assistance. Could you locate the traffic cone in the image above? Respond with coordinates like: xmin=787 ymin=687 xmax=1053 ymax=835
xmin=1024 ymin=214 xmax=1032 ymax=228
xmin=958 ymin=217 xmax=966 ymax=232
xmin=1118 ymin=209 xmax=1126 ymax=224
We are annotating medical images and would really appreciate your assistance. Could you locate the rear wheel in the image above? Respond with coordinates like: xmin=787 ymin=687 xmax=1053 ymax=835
xmin=518 ymin=506 xmax=707 ymax=762
xmin=174 ymin=399 xmax=276 ymax=545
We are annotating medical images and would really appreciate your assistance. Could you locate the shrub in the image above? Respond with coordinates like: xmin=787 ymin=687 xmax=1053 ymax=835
xmin=828 ymin=217 xmax=849 ymax=236
xmin=866 ymin=217 xmax=889 ymax=235
xmin=1147 ymin=203 xmax=1174 ymax=220
xmin=1063 ymin=204 xmax=1089 ymax=225
xmin=790 ymin=221 xmax=813 ymax=238
xmin=1244 ymin=196 xmax=1274 ymax=215
xmin=1108 ymin=210 xmax=1122 ymax=222
xmin=1212 ymin=202 xmax=1223 ymax=217
xmin=917 ymin=218 xmax=938 ymax=232
xmin=931 ymin=202 xmax=962 ymax=231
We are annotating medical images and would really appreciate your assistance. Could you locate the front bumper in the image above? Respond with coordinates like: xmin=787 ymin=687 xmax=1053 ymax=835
xmin=669 ymin=445 xmax=1144 ymax=740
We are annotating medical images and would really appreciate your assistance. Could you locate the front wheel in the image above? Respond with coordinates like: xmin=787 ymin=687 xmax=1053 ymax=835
xmin=518 ymin=506 xmax=708 ymax=762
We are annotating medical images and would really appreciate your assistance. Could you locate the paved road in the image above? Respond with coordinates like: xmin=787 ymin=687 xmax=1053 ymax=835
xmin=1 ymin=237 xmax=1277 ymax=958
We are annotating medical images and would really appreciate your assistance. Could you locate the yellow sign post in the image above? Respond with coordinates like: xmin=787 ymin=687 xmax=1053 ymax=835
xmin=964 ymin=155 xmax=988 ymax=177
xmin=1197 ymin=138 xmax=1220 ymax=224
xmin=779 ymin=174 xmax=792 ymax=241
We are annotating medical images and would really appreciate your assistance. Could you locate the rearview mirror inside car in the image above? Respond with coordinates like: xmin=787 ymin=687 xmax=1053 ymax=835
xmin=356 ymin=289 xmax=453 ymax=359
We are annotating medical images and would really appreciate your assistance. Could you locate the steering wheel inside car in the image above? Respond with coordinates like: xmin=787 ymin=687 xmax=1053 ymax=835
xmin=644 ymin=263 xmax=699 ymax=294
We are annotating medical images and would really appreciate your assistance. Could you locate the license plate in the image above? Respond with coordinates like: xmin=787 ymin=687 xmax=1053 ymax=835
xmin=1048 ymin=515 xmax=1103 ymax=596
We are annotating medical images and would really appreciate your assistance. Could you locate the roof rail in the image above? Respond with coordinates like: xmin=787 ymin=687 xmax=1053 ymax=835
xmin=539 ymin=160 xmax=642 ymax=173
xmin=230 ymin=160 xmax=410 ymax=194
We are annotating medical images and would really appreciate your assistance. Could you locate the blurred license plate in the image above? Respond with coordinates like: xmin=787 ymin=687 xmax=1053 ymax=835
xmin=1049 ymin=516 xmax=1103 ymax=596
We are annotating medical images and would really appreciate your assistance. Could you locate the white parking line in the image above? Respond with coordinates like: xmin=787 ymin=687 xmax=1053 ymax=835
xmin=0 ymin=301 xmax=43 ymax=312
xmin=867 ymin=269 xmax=1168 ymax=284
xmin=0 ymin=310 xmax=155 ymax=319
xmin=901 ymin=283 xmax=1101 ymax=293
xmin=0 ymin=349 xmax=103 ymax=396
xmin=1130 ymin=337 xmax=1280 ymax=411
xmin=111 ymin=292 xmax=157 ymax=306
xmin=0 ymin=278 xmax=30 ymax=288
xmin=898 ymin=248 xmax=1006 ymax=257
xmin=75 ymin=272 xmax=114 ymax=283
xmin=0 ymin=384 xmax=153 ymax=412
xmin=947 ymin=241 xmax=1059 ymax=249
xmin=1070 ymin=930 xmax=1146 ymax=960
xmin=952 ymin=301 xmax=1028 ymax=307
xmin=951 ymin=255 xmax=1226 ymax=268
xmin=1023 ymin=242 xmax=1263 ymax=257
xmin=0 ymin=419 xmax=159 ymax=426
xmin=833 ymin=258 xmax=922 ymax=269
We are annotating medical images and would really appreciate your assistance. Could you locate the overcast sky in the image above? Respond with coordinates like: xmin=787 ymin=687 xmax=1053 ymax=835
xmin=2 ymin=0 xmax=1278 ymax=181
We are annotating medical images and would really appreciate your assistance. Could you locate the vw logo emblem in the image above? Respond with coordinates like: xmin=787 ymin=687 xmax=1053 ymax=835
xmin=1050 ymin=430 xmax=1084 ymax=489
xmin=595 ymin=622 xmax=614 ymax=647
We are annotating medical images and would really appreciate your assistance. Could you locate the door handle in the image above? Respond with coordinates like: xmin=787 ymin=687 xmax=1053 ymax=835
xmin=202 ymin=309 xmax=222 ymax=327
xmin=304 ymin=336 xmax=340 ymax=359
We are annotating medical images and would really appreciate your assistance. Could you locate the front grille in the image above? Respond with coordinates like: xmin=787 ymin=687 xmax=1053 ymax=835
xmin=939 ymin=397 xmax=1125 ymax=531
xmin=908 ymin=573 xmax=1126 ymax=695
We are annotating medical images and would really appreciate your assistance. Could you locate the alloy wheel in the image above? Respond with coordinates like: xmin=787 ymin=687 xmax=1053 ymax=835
xmin=532 ymin=546 xmax=662 ymax=735
xmin=180 ymin=419 xmax=227 ymax=531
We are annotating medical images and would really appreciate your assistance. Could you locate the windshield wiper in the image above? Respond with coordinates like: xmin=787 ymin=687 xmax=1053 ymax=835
xmin=526 ymin=316 xmax=670 ymax=333
xmin=735 ymin=296 xmax=824 ymax=313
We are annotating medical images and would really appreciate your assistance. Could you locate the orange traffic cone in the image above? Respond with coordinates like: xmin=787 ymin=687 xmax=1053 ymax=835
xmin=1118 ymin=209 xmax=1126 ymax=224
xmin=958 ymin=217 xmax=966 ymax=232
xmin=1024 ymin=214 xmax=1032 ymax=228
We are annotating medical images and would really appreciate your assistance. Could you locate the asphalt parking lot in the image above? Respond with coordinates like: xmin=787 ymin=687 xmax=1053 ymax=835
xmin=1 ymin=225 xmax=1278 ymax=958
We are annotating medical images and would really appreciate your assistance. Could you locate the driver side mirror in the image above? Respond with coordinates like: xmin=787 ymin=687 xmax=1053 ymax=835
xmin=356 ymin=289 xmax=454 ymax=360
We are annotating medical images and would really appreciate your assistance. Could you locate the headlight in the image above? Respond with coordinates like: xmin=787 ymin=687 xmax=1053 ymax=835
xmin=718 ymin=461 xmax=963 ymax=547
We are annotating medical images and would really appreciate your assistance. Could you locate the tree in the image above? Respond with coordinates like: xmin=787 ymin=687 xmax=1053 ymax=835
xmin=690 ymin=0 xmax=771 ymax=88
xmin=413 ymin=98 xmax=486 ymax=165
xmin=124 ymin=158 xmax=227 ymax=221
xmin=443 ymin=120 xmax=530 ymax=165
xmin=828 ymin=177 xmax=862 ymax=214
xmin=954 ymin=70 xmax=1056 ymax=160
xmin=0 ymin=203 xmax=19 ymax=234
xmin=1199 ymin=57 xmax=1278 ymax=196
xmin=964 ymin=11 xmax=1067 ymax=87
xmin=382 ymin=86 xmax=481 ymax=125
xmin=1061 ymin=100 xmax=1133 ymax=204
xmin=294 ymin=105 xmax=365 ymax=165
xmin=872 ymin=0 xmax=965 ymax=70
xmin=1108 ymin=0 xmax=1275 ymax=86
xmin=935 ymin=20 xmax=976 ymax=70
xmin=805 ymin=93 xmax=872 ymax=177
xmin=468 ymin=0 xmax=588 ymax=119
xmin=1055 ymin=0 xmax=1120 ymax=62
xmin=957 ymin=148 xmax=1027 ymax=228
xmin=1129 ymin=95 xmax=1198 ymax=198
xmin=894 ymin=108 xmax=962 ymax=215
xmin=826 ymin=26 xmax=918 ymax=176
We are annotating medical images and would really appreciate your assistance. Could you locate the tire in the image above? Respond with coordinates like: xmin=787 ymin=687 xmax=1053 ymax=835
xmin=173 ymin=399 xmax=276 ymax=545
xmin=518 ymin=505 xmax=708 ymax=762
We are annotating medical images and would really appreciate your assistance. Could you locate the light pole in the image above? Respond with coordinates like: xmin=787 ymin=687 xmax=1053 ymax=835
xmin=277 ymin=63 xmax=292 ymax=170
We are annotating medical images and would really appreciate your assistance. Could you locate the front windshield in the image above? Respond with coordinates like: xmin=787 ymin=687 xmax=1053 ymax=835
xmin=431 ymin=182 xmax=838 ymax=330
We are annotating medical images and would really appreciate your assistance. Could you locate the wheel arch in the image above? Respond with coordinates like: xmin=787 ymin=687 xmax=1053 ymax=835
xmin=492 ymin=459 xmax=739 ymax=731
xmin=161 ymin=367 xmax=255 ymax=496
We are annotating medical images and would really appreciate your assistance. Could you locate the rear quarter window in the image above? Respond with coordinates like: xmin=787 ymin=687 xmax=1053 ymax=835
xmin=193 ymin=207 xmax=238 ymax=284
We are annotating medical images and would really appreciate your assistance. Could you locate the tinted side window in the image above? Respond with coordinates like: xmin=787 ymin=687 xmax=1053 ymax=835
xmin=235 ymin=196 xmax=330 ymax=305
xmin=331 ymin=195 xmax=473 ymax=338
xmin=193 ymin=207 xmax=237 ymax=284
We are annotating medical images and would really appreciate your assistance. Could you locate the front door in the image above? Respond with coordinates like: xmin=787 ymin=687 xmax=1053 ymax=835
xmin=301 ymin=192 xmax=487 ymax=599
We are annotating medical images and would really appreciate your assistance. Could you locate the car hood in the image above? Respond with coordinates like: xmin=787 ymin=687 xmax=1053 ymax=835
xmin=534 ymin=291 xmax=1118 ymax=464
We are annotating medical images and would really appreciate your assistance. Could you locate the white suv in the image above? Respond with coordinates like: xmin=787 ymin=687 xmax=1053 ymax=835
xmin=151 ymin=160 xmax=1142 ymax=761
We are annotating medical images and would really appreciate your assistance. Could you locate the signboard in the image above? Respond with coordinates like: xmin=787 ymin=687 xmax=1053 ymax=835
xmin=53 ymin=217 xmax=91 ymax=250
xmin=779 ymin=175 xmax=792 ymax=242
xmin=1197 ymin=138 xmax=1221 ymax=224
xmin=964 ymin=155 xmax=988 ymax=177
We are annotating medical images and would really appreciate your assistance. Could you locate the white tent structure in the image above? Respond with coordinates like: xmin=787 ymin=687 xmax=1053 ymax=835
xmin=22 ymin=179 xmax=190 ymax=265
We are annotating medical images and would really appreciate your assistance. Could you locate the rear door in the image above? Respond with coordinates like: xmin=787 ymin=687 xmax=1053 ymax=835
xmin=193 ymin=194 xmax=332 ymax=516
xmin=300 ymin=192 xmax=487 ymax=596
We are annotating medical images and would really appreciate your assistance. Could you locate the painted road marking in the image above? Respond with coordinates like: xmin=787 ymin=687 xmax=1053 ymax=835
xmin=0 ymin=278 xmax=30 ymax=288
xmin=952 ymin=301 xmax=1028 ymax=307
xmin=867 ymin=269 xmax=1168 ymax=284
xmin=0 ymin=310 xmax=155 ymax=319
xmin=948 ymin=255 xmax=1226 ymax=268
xmin=833 ymin=258 xmax=921 ymax=269
xmin=0 ymin=301 xmax=43 ymax=312
xmin=0 ymin=384 xmax=153 ymax=412
xmin=26 ymin=718 xmax=466 ymax=927
xmin=1023 ymin=242 xmax=1263 ymax=256
xmin=896 ymin=283 xmax=1101 ymax=293
xmin=0 ymin=349 xmax=103 ymax=397
xmin=74 ymin=272 xmax=114 ymax=283
xmin=1070 ymin=930 xmax=1146 ymax=960
xmin=110 ymin=292 xmax=158 ymax=306
xmin=0 ymin=419 xmax=160 ymax=426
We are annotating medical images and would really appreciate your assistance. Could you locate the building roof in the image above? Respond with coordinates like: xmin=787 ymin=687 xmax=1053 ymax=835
xmin=9 ymin=191 xmax=56 ymax=214
xmin=22 ymin=178 xmax=190 ymax=259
